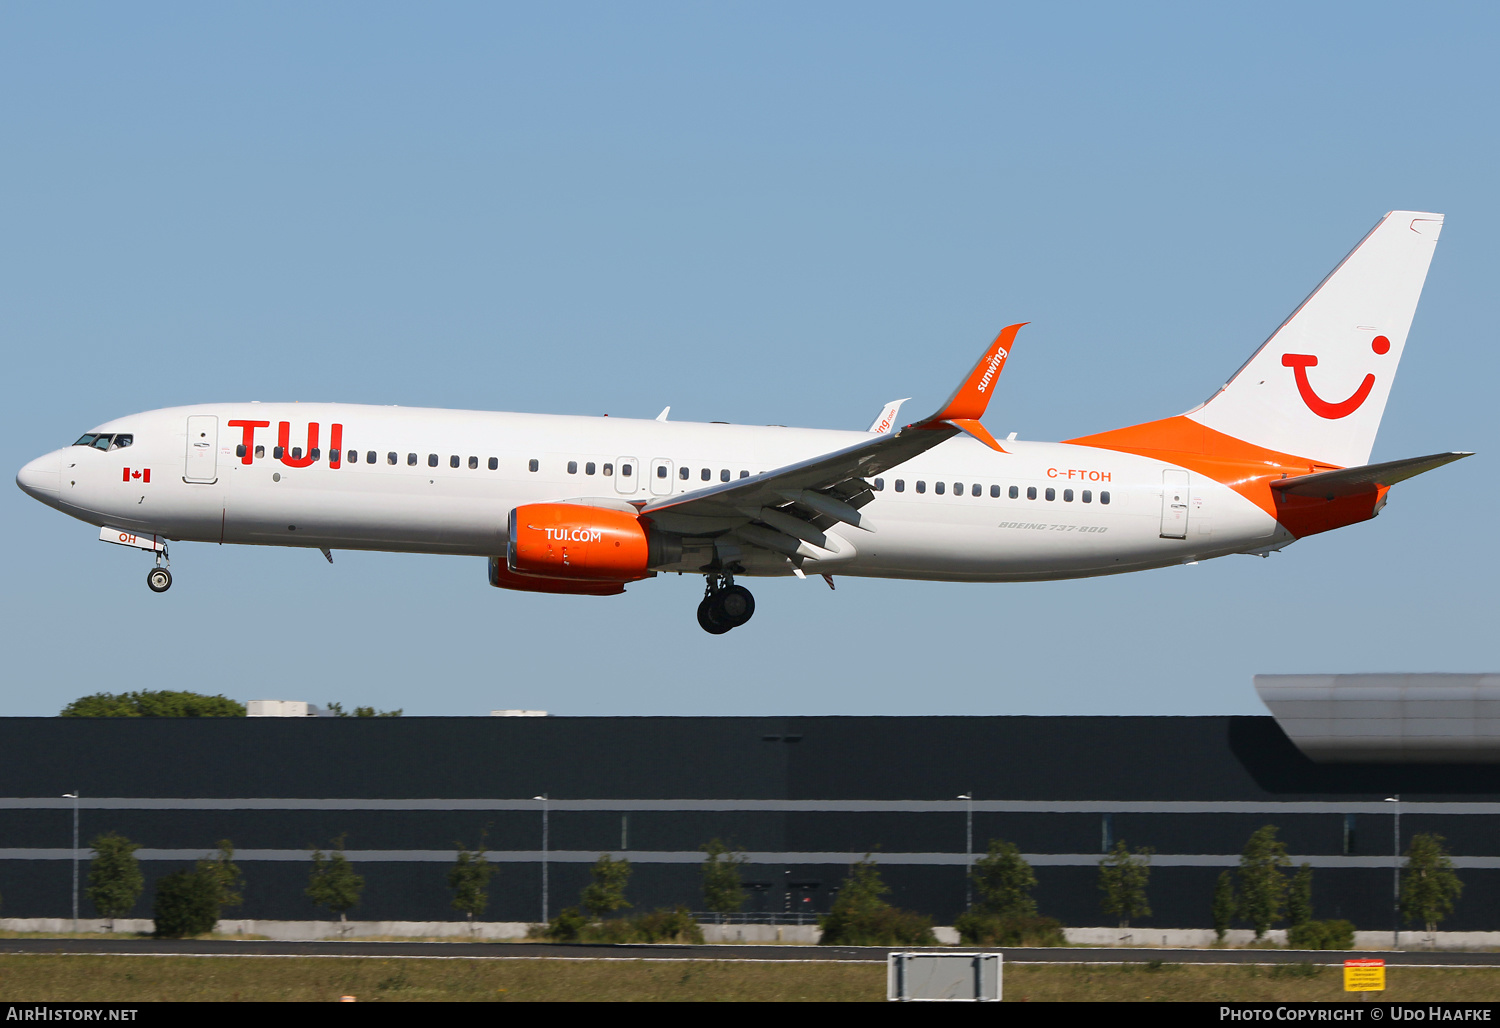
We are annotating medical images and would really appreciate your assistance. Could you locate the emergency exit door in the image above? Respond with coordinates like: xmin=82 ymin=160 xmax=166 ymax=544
xmin=184 ymin=416 xmax=219 ymax=484
xmin=1160 ymin=469 xmax=1188 ymax=539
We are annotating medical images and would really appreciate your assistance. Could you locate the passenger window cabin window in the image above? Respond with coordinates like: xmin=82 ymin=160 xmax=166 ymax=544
xmin=587 ymin=462 xmax=597 ymax=475
xmin=720 ymin=469 xmax=730 ymax=482
xmin=528 ymin=459 xmax=539 ymax=472
xmin=274 ymin=447 xmax=285 ymax=459
xmin=953 ymin=482 xmax=962 ymax=495
xmin=450 ymin=455 xmax=459 ymax=469
xmin=428 ymin=454 xmax=438 ymax=467
xmin=701 ymin=468 xmax=711 ymax=481
xmin=567 ymin=461 xmax=578 ymax=474
xmin=1045 ymin=488 xmax=1055 ymax=501
xmin=656 ymin=465 xmax=667 ymax=479
xmin=488 ymin=457 xmax=498 ymax=470
xmin=469 ymin=456 xmax=478 ymax=469
xmin=1064 ymin=489 xmax=1074 ymax=502
xmin=367 ymin=451 xmax=376 ymax=464
xmin=935 ymin=481 xmax=945 ymax=495
xmin=292 ymin=447 xmax=303 ymax=459
xmin=739 ymin=470 xmax=749 ymax=479
xmin=407 ymin=453 xmax=417 ymax=466
xmin=1101 ymin=491 xmax=1111 ymax=504
xmin=916 ymin=481 xmax=926 ymax=494
xmin=874 ymin=478 xmax=884 ymax=491
xmin=343 ymin=449 xmax=353 ymax=463
xmin=257 ymin=446 xmax=266 ymax=459
xmin=990 ymin=485 xmax=1000 ymax=498
xmin=895 ymin=479 xmax=905 ymax=492
xmin=1026 ymin=486 xmax=1037 ymax=500
xmin=678 ymin=466 xmax=689 ymax=480
xmin=603 ymin=463 xmax=613 ymax=476
xmin=1083 ymin=490 xmax=1092 ymax=503
xmin=388 ymin=452 xmax=397 ymax=465
xmin=621 ymin=463 xmax=633 ymax=477
xmin=328 ymin=449 xmax=338 ymax=462
xmin=972 ymin=483 xmax=982 ymax=497
xmin=310 ymin=448 xmax=320 ymax=460
xmin=236 ymin=444 xmax=246 ymax=458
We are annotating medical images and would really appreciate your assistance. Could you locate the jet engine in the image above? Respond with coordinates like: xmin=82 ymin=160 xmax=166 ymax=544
xmin=506 ymin=503 xmax=677 ymax=582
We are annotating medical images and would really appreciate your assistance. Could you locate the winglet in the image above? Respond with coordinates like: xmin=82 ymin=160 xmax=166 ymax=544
xmin=910 ymin=323 xmax=1026 ymax=451
xmin=867 ymin=398 xmax=910 ymax=434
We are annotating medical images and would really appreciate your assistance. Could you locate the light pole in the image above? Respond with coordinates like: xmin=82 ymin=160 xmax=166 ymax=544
xmin=62 ymin=792 xmax=79 ymax=932
xmin=533 ymin=795 xmax=549 ymax=924
xmin=1385 ymin=795 xmax=1401 ymax=949
xmin=958 ymin=793 xmax=973 ymax=911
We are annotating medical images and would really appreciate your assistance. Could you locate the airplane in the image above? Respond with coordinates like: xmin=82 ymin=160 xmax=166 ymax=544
xmin=16 ymin=210 xmax=1468 ymax=634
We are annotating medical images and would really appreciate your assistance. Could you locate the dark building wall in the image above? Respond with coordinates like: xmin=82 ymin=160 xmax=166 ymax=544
xmin=0 ymin=716 xmax=1495 ymax=928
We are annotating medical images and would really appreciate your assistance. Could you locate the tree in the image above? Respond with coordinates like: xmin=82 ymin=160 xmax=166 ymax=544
xmin=1401 ymin=833 xmax=1463 ymax=936
xmin=86 ymin=832 xmax=144 ymax=929
xmin=60 ymin=691 xmax=245 ymax=718
xmin=700 ymin=839 xmax=747 ymax=920
xmin=1287 ymin=863 xmax=1314 ymax=928
xmin=1212 ymin=870 xmax=1236 ymax=943
xmin=307 ymin=835 xmax=365 ymax=922
xmin=448 ymin=839 xmax=492 ymax=922
xmin=818 ymin=857 xmax=936 ymax=946
xmin=1098 ymin=841 xmax=1152 ymax=927
xmin=325 ymin=702 xmax=403 ymax=718
xmin=1236 ymin=825 xmax=1289 ymax=939
xmin=581 ymin=854 xmax=631 ymax=919
xmin=199 ymin=841 xmax=243 ymax=913
xmin=970 ymin=840 xmax=1037 ymax=919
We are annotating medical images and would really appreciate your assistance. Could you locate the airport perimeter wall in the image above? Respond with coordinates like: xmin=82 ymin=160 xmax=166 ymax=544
xmin=1 ymin=715 xmax=1498 ymax=931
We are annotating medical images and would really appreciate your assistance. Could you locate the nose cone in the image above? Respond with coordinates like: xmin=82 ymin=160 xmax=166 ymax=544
xmin=16 ymin=451 xmax=61 ymax=501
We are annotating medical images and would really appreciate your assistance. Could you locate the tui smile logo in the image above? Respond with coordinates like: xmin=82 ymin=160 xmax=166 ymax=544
xmin=1281 ymin=335 xmax=1390 ymax=420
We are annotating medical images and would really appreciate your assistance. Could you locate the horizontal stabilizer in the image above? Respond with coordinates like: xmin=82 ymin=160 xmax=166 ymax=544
xmin=1271 ymin=451 xmax=1472 ymax=499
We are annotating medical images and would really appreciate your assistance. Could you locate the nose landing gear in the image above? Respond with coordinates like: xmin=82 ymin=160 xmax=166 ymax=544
xmin=697 ymin=573 xmax=755 ymax=634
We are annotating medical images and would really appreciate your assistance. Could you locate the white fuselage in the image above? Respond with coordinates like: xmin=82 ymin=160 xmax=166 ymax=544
xmin=18 ymin=402 xmax=1291 ymax=583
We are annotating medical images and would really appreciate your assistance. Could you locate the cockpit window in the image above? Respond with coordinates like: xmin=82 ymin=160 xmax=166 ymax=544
xmin=74 ymin=433 xmax=133 ymax=450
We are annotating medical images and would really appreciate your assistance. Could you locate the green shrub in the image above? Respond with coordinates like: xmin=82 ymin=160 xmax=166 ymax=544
xmin=152 ymin=869 xmax=219 ymax=938
xmin=1286 ymin=918 xmax=1355 ymax=950
xmin=954 ymin=911 xmax=1067 ymax=947
xmin=534 ymin=905 xmax=705 ymax=944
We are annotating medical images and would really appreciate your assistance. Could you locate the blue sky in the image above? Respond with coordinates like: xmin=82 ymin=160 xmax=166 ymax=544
xmin=3 ymin=3 xmax=1496 ymax=717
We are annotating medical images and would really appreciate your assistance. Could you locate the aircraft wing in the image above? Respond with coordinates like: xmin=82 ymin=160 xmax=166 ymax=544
xmin=640 ymin=324 xmax=1024 ymax=545
xmin=1271 ymin=451 xmax=1472 ymax=499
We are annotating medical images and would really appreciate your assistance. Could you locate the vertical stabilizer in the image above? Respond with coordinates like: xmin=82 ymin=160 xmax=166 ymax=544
xmin=1188 ymin=211 xmax=1443 ymax=468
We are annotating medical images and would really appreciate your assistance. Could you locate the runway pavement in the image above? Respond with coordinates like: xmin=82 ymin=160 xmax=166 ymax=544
xmin=2 ymin=937 xmax=1499 ymax=965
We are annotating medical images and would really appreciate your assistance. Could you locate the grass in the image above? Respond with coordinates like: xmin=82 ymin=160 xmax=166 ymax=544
xmin=2 ymin=955 xmax=1500 ymax=1001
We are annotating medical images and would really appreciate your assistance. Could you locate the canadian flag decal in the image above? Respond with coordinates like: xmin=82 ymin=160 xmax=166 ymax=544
xmin=123 ymin=467 xmax=151 ymax=483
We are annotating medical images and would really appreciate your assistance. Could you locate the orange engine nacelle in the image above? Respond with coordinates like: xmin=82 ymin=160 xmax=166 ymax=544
xmin=507 ymin=503 xmax=656 ymax=583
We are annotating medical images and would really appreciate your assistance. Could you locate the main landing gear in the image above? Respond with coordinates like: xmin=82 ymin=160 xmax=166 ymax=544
xmin=146 ymin=547 xmax=172 ymax=593
xmin=697 ymin=573 xmax=755 ymax=635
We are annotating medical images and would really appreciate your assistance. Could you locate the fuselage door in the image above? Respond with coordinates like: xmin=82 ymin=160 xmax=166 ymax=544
xmin=1160 ymin=469 xmax=1189 ymax=539
xmin=650 ymin=458 xmax=674 ymax=496
xmin=614 ymin=456 xmax=639 ymax=495
xmin=184 ymin=415 xmax=219 ymax=484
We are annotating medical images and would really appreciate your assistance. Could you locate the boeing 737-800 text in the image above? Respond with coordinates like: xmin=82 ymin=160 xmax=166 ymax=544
xmin=16 ymin=211 xmax=1468 ymax=633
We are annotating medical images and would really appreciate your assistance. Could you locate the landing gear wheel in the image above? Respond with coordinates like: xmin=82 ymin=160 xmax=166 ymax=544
xmin=146 ymin=568 xmax=173 ymax=593
xmin=717 ymin=585 xmax=755 ymax=627
xmin=697 ymin=596 xmax=732 ymax=635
